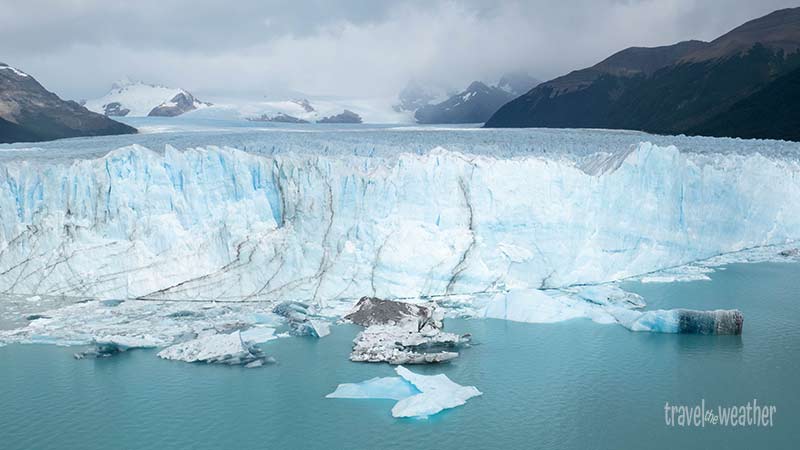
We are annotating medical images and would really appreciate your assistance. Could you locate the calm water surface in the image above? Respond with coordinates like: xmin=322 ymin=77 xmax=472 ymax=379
xmin=1 ymin=262 xmax=799 ymax=449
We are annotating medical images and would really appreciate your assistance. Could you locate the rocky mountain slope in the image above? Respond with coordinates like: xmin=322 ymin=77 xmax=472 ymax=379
xmin=485 ymin=7 xmax=800 ymax=141
xmin=0 ymin=63 xmax=136 ymax=144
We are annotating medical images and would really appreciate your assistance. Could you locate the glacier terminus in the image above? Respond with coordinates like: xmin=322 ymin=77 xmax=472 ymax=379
xmin=1 ymin=123 xmax=799 ymax=357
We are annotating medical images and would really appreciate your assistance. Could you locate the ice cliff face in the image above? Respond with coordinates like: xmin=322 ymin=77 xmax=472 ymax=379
xmin=1 ymin=142 xmax=799 ymax=303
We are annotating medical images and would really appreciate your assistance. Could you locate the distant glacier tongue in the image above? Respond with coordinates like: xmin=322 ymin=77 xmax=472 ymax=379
xmin=1 ymin=141 xmax=799 ymax=303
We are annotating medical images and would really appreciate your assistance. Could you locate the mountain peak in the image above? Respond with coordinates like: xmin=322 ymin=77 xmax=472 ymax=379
xmin=466 ymin=81 xmax=490 ymax=92
xmin=86 ymin=81 xmax=208 ymax=117
xmin=0 ymin=62 xmax=31 ymax=78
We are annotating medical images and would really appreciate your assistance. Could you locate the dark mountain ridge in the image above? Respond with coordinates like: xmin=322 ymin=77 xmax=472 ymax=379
xmin=485 ymin=7 xmax=800 ymax=141
xmin=0 ymin=62 xmax=136 ymax=144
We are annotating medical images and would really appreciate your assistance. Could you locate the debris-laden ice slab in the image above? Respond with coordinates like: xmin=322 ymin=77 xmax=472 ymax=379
xmin=345 ymin=297 xmax=469 ymax=364
xmin=619 ymin=309 xmax=744 ymax=335
xmin=351 ymin=325 xmax=467 ymax=364
xmin=157 ymin=330 xmax=276 ymax=367
xmin=326 ymin=365 xmax=482 ymax=419
xmin=344 ymin=297 xmax=441 ymax=329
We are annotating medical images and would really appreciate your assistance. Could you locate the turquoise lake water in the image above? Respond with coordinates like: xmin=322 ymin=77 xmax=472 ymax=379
xmin=2 ymin=262 xmax=799 ymax=449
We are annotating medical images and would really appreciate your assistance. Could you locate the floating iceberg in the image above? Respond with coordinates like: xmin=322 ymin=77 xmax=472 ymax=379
xmin=326 ymin=365 xmax=482 ymax=419
xmin=391 ymin=366 xmax=482 ymax=418
xmin=326 ymin=376 xmax=420 ymax=401
xmin=621 ymin=309 xmax=744 ymax=335
xmin=350 ymin=325 xmax=467 ymax=364
xmin=157 ymin=330 xmax=275 ymax=367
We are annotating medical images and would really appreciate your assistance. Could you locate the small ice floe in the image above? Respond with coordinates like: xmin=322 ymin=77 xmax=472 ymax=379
xmin=74 ymin=335 xmax=155 ymax=359
xmin=344 ymin=297 xmax=470 ymax=364
xmin=272 ymin=301 xmax=330 ymax=338
xmin=157 ymin=330 xmax=276 ymax=367
xmin=616 ymin=308 xmax=744 ymax=335
xmin=26 ymin=295 xmax=41 ymax=303
xmin=326 ymin=365 xmax=482 ymax=419
xmin=325 ymin=375 xmax=420 ymax=401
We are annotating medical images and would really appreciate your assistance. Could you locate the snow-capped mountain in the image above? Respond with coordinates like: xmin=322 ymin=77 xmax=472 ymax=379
xmin=393 ymin=80 xmax=450 ymax=113
xmin=397 ymin=72 xmax=539 ymax=124
xmin=414 ymin=81 xmax=514 ymax=124
xmin=85 ymin=79 xmax=210 ymax=117
xmin=193 ymin=96 xmax=393 ymax=123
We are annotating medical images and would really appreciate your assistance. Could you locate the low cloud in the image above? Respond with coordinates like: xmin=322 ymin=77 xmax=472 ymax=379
xmin=1 ymin=0 xmax=796 ymax=100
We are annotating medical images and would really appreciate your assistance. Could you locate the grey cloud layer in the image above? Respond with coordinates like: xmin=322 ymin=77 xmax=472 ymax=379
xmin=1 ymin=0 xmax=796 ymax=100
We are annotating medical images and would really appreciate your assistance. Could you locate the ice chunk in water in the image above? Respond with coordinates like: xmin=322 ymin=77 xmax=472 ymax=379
xmin=391 ymin=366 xmax=482 ymax=418
xmin=326 ymin=366 xmax=481 ymax=419
xmin=623 ymin=309 xmax=743 ymax=334
xmin=326 ymin=376 xmax=420 ymax=401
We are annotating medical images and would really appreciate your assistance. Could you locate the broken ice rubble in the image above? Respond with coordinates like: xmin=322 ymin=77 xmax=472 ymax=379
xmin=272 ymin=301 xmax=331 ymax=338
xmin=326 ymin=365 xmax=482 ymax=418
xmin=74 ymin=336 xmax=155 ymax=359
xmin=157 ymin=330 xmax=276 ymax=367
xmin=344 ymin=297 xmax=470 ymax=364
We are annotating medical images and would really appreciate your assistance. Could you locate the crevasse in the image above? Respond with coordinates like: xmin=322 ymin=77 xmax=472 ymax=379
xmin=1 ymin=142 xmax=799 ymax=302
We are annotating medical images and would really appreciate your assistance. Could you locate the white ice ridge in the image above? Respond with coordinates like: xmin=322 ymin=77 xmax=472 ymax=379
xmin=2 ymin=142 xmax=800 ymax=305
xmin=326 ymin=365 xmax=482 ymax=418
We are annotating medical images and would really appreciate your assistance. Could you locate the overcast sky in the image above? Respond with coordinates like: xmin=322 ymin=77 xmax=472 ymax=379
xmin=1 ymin=0 xmax=798 ymax=100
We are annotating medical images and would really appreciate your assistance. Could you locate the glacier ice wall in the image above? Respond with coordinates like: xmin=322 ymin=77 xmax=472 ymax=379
xmin=1 ymin=142 xmax=799 ymax=303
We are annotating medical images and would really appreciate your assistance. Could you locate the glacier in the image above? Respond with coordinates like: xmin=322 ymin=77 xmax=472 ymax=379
xmin=2 ymin=125 xmax=800 ymax=346
xmin=3 ymin=141 xmax=799 ymax=303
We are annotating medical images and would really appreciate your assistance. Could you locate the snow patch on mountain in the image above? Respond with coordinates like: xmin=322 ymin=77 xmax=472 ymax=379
xmin=85 ymin=80 xmax=209 ymax=117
